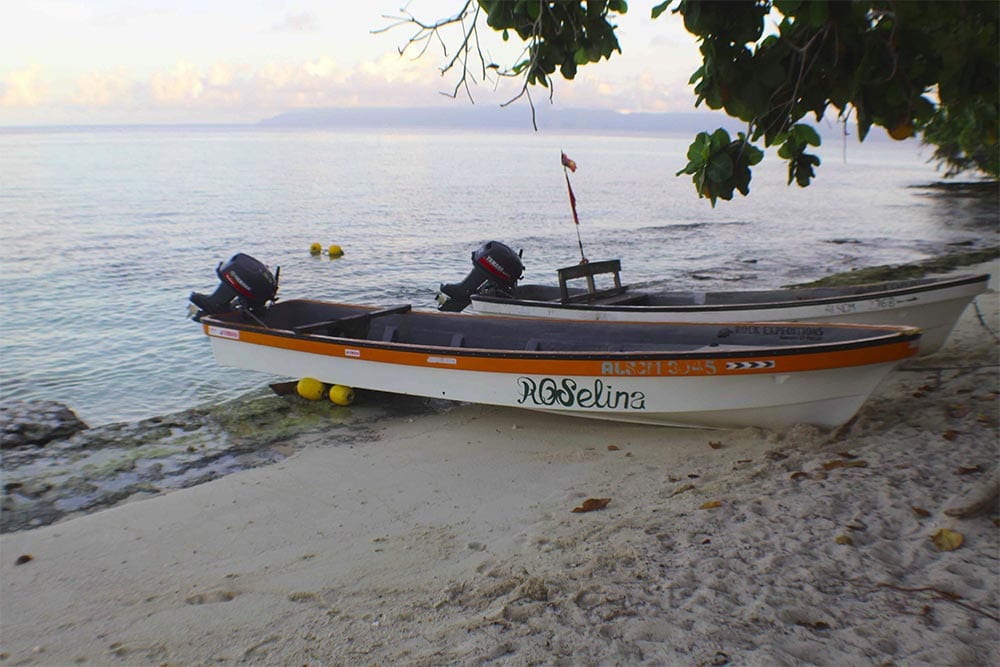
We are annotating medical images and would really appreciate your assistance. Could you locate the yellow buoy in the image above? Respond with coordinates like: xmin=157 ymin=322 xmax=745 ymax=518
xmin=327 ymin=244 xmax=344 ymax=258
xmin=309 ymin=242 xmax=322 ymax=256
xmin=296 ymin=377 xmax=326 ymax=400
xmin=329 ymin=384 xmax=355 ymax=406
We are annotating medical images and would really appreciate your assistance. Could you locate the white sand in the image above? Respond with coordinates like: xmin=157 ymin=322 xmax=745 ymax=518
xmin=2 ymin=261 xmax=998 ymax=667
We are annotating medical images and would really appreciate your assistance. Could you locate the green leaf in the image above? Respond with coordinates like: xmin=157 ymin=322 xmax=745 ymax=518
xmin=805 ymin=0 xmax=828 ymax=27
xmin=792 ymin=124 xmax=821 ymax=147
xmin=733 ymin=165 xmax=752 ymax=195
xmin=706 ymin=152 xmax=734 ymax=182
xmin=685 ymin=132 xmax=711 ymax=165
xmin=702 ymin=82 xmax=723 ymax=109
xmin=710 ymin=128 xmax=731 ymax=152
xmin=758 ymin=62 xmax=786 ymax=88
xmin=774 ymin=0 xmax=803 ymax=13
xmin=788 ymin=152 xmax=821 ymax=187
xmin=651 ymin=1 xmax=671 ymax=19
xmin=745 ymin=143 xmax=764 ymax=166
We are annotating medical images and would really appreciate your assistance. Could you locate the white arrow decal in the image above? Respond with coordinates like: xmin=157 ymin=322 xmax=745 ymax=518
xmin=726 ymin=360 xmax=776 ymax=370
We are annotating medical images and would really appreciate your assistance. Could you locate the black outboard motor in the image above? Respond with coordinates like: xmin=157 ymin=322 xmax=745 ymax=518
xmin=437 ymin=241 xmax=524 ymax=312
xmin=189 ymin=253 xmax=279 ymax=321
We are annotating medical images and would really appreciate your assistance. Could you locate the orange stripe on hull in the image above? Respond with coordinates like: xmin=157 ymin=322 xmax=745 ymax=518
xmin=205 ymin=325 xmax=919 ymax=377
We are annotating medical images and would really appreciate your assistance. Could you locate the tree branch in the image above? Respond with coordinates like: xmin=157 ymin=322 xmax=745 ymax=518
xmin=377 ymin=0 xmax=548 ymax=128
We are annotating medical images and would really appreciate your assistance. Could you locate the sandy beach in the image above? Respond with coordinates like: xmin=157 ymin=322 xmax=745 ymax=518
xmin=1 ymin=261 xmax=997 ymax=667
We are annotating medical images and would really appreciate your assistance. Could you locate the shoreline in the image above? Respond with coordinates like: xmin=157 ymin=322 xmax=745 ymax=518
xmin=0 ymin=259 xmax=997 ymax=665
xmin=0 ymin=392 xmax=452 ymax=534
xmin=4 ymin=248 xmax=995 ymax=535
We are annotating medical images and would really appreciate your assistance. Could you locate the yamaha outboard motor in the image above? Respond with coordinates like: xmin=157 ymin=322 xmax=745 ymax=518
xmin=189 ymin=252 xmax=279 ymax=321
xmin=437 ymin=241 xmax=524 ymax=312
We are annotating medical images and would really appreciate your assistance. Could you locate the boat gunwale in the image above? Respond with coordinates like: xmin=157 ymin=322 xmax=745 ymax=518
xmin=469 ymin=272 xmax=990 ymax=313
xmin=199 ymin=310 xmax=922 ymax=363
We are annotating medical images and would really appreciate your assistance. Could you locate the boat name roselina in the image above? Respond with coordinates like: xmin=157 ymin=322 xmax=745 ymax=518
xmin=516 ymin=377 xmax=647 ymax=410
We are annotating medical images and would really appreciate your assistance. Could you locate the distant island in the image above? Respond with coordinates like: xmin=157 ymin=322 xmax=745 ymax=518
xmin=257 ymin=106 xmax=884 ymax=142
xmin=258 ymin=106 xmax=750 ymax=134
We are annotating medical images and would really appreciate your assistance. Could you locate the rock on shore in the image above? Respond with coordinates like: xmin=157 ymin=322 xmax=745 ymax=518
xmin=0 ymin=390 xmax=449 ymax=533
xmin=1 ymin=401 xmax=89 ymax=449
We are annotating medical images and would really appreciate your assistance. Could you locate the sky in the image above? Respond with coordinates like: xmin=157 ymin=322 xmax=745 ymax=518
xmin=0 ymin=1 xmax=706 ymax=126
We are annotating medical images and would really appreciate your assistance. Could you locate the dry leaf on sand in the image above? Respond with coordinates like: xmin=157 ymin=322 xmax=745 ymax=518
xmin=572 ymin=498 xmax=611 ymax=513
xmin=930 ymin=528 xmax=964 ymax=551
xmin=822 ymin=459 xmax=869 ymax=471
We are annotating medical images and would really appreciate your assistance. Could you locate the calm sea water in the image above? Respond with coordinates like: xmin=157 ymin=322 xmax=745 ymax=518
xmin=1 ymin=126 xmax=996 ymax=426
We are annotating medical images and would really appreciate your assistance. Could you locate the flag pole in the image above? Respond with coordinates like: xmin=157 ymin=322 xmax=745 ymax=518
xmin=561 ymin=151 xmax=587 ymax=264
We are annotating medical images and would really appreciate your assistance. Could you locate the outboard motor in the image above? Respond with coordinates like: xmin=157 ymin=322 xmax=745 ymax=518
xmin=437 ymin=241 xmax=524 ymax=312
xmin=189 ymin=252 xmax=279 ymax=320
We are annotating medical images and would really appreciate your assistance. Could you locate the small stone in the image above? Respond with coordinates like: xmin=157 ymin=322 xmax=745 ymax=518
xmin=1 ymin=400 xmax=89 ymax=448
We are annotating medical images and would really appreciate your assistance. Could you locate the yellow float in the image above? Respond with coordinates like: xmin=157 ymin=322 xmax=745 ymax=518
xmin=295 ymin=377 xmax=326 ymax=400
xmin=328 ymin=384 xmax=355 ymax=406
xmin=327 ymin=244 xmax=344 ymax=258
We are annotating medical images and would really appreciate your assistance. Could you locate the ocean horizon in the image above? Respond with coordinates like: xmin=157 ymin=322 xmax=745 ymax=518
xmin=0 ymin=105 xmax=912 ymax=142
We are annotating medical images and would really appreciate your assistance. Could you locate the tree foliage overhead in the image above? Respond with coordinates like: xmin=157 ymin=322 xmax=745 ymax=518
xmin=386 ymin=1 xmax=999 ymax=205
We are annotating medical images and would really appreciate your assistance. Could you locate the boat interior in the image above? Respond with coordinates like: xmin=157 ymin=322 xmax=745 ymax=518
xmin=477 ymin=259 xmax=975 ymax=308
xmin=207 ymin=299 xmax=907 ymax=355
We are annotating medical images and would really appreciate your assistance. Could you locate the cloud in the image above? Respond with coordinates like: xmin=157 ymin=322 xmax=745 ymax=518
xmin=243 ymin=53 xmax=446 ymax=109
xmin=207 ymin=63 xmax=241 ymax=87
xmin=271 ymin=12 xmax=319 ymax=33
xmin=31 ymin=0 xmax=93 ymax=23
xmin=1 ymin=49 xmax=696 ymax=124
xmin=0 ymin=65 xmax=48 ymax=107
xmin=60 ymin=54 xmax=440 ymax=116
xmin=149 ymin=62 xmax=205 ymax=105
xmin=70 ymin=69 xmax=132 ymax=107
xmin=530 ymin=68 xmax=696 ymax=114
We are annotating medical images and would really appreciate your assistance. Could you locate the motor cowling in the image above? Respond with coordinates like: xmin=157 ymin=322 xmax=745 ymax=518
xmin=437 ymin=241 xmax=524 ymax=312
xmin=190 ymin=253 xmax=278 ymax=320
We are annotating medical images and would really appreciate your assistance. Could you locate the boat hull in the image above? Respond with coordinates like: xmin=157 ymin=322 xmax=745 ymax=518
xmin=203 ymin=317 xmax=919 ymax=429
xmin=470 ymin=274 xmax=989 ymax=355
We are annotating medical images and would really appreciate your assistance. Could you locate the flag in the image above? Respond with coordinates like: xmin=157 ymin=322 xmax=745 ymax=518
xmin=561 ymin=151 xmax=577 ymax=172
xmin=565 ymin=175 xmax=579 ymax=225
xmin=561 ymin=151 xmax=580 ymax=224
xmin=560 ymin=152 xmax=585 ymax=259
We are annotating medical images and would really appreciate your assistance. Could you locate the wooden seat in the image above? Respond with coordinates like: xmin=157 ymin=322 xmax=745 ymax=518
xmin=557 ymin=259 xmax=628 ymax=304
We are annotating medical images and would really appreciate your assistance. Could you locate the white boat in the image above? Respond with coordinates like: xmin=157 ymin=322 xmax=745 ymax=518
xmin=436 ymin=242 xmax=989 ymax=355
xmin=191 ymin=253 xmax=922 ymax=430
